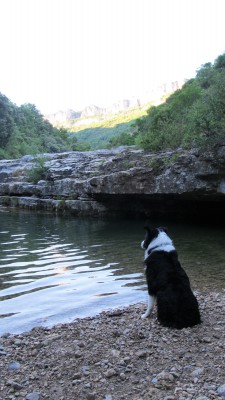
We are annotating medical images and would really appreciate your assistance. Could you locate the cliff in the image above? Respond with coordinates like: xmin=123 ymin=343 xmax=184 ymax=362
xmin=0 ymin=144 xmax=225 ymax=221
xmin=45 ymin=80 xmax=185 ymax=126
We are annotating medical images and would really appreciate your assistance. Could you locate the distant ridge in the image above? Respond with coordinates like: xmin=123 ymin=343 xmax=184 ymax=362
xmin=45 ymin=79 xmax=185 ymax=126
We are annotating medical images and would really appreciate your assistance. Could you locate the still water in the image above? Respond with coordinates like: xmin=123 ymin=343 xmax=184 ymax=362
xmin=0 ymin=209 xmax=224 ymax=335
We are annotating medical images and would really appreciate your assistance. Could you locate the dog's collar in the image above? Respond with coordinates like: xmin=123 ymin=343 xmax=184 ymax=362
xmin=147 ymin=244 xmax=160 ymax=255
xmin=147 ymin=242 xmax=175 ymax=256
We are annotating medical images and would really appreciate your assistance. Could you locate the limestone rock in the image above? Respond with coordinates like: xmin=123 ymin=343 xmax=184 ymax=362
xmin=0 ymin=145 xmax=225 ymax=219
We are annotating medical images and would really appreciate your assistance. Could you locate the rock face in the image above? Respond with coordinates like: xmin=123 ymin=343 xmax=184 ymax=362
xmin=45 ymin=109 xmax=81 ymax=124
xmin=0 ymin=144 xmax=225 ymax=220
xmin=45 ymin=80 xmax=185 ymax=125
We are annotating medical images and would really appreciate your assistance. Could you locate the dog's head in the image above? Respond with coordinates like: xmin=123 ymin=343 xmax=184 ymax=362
xmin=141 ymin=226 xmax=168 ymax=251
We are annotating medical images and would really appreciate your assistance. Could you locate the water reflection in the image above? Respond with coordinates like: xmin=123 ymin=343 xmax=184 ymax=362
xmin=0 ymin=209 xmax=224 ymax=335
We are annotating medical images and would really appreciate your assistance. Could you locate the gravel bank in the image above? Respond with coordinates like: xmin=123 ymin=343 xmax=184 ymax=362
xmin=0 ymin=291 xmax=225 ymax=400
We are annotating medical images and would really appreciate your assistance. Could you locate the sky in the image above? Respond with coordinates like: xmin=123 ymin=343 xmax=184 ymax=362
xmin=0 ymin=0 xmax=225 ymax=115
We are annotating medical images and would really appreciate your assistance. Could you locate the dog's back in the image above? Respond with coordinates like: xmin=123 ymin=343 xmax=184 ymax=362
xmin=145 ymin=250 xmax=201 ymax=329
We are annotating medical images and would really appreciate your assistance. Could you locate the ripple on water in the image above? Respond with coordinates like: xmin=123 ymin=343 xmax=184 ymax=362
xmin=0 ymin=212 xmax=224 ymax=334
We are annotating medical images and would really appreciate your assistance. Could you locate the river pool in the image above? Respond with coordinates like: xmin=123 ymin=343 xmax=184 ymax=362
xmin=0 ymin=209 xmax=224 ymax=335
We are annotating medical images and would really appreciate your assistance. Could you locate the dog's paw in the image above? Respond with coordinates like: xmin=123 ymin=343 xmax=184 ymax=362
xmin=141 ymin=313 xmax=149 ymax=319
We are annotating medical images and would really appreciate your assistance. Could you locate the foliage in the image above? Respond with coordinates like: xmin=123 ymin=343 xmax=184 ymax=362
xmin=2 ymin=52 xmax=225 ymax=157
xmin=107 ymin=131 xmax=136 ymax=148
xmin=71 ymin=106 xmax=149 ymax=150
xmin=0 ymin=97 xmax=84 ymax=159
xmin=0 ymin=93 xmax=15 ymax=147
xmin=26 ymin=156 xmax=48 ymax=183
xmin=133 ymin=52 xmax=225 ymax=151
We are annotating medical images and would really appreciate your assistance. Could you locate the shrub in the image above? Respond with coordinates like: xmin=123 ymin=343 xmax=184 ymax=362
xmin=26 ymin=156 xmax=48 ymax=183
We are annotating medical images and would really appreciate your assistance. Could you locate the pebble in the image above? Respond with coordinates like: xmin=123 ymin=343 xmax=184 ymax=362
xmin=26 ymin=392 xmax=40 ymax=400
xmin=217 ymin=384 xmax=225 ymax=397
xmin=157 ymin=371 xmax=174 ymax=381
xmin=105 ymin=368 xmax=118 ymax=378
xmin=74 ymin=350 xmax=82 ymax=358
xmin=8 ymin=361 xmax=21 ymax=370
xmin=1 ymin=293 xmax=225 ymax=400
xmin=86 ymin=393 xmax=96 ymax=400
xmin=195 ymin=397 xmax=211 ymax=400
xmin=6 ymin=380 xmax=24 ymax=390
xmin=191 ymin=367 xmax=204 ymax=377
xmin=136 ymin=350 xmax=147 ymax=358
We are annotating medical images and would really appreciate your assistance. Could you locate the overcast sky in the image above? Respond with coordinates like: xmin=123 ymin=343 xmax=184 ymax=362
xmin=0 ymin=0 xmax=225 ymax=114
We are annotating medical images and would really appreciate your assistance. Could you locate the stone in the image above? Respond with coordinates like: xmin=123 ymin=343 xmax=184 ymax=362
xmin=74 ymin=350 xmax=82 ymax=358
xmin=0 ymin=293 xmax=225 ymax=400
xmin=191 ymin=367 xmax=204 ymax=377
xmin=136 ymin=350 xmax=147 ymax=358
xmin=26 ymin=392 xmax=40 ymax=400
xmin=195 ymin=397 xmax=210 ymax=400
xmin=0 ymin=146 xmax=225 ymax=219
xmin=8 ymin=361 xmax=21 ymax=370
xmin=105 ymin=368 xmax=118 ymax=378
xmin=156 ymin=371 xmax=174 ymax=381
xmin=7 ymin=380 xmax=24 ymax=390
xmin=217 ymin=384 xmax=225 ymax=396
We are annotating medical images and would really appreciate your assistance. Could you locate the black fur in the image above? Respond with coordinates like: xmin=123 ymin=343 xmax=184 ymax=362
xmin=143 ymin=227 xmax=201 ymax=329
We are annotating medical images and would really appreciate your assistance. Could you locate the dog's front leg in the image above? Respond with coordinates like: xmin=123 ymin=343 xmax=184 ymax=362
xmin=142 ymin=294 xmax=156 ymax=319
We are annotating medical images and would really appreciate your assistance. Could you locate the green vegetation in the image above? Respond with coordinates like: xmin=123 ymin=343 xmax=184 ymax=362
xmin=70 ymin=53 xmax=225 ymax=152
xmin=26 ymin=156 xmax=49 ymax=183
xmin=133 ymin=53 xmax=225 ymax=151
xmin=70 ymin=106 xmax=150 ymax=150
xmin=0 ymin=96 xmax=84 ymax=159
xmin=1 ymin=52 xmax=225 ymax=158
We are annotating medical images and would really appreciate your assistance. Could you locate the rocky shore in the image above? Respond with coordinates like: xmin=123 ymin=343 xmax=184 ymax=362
xmin=1 ymin=291 xmax=225 ymax=400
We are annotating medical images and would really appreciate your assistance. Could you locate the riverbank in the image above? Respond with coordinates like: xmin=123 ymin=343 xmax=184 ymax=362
xmin=1 ymin=291 xmax=225 ymax=400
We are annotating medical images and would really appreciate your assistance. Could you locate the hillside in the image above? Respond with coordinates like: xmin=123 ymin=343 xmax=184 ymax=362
xmin=1 ymin=50 xmax=225 ymax=159
xmin=45 ymin=80 xmax=185 ymax=150
xmin=83 ymin=51 xmax=225 ymax=153
xmin=69 ymin=105 xmax=151 ymax=150
xmin=133 ymin=53 xmax=225 ymax=151
xmin=0 ymin=96 xmax=81 ymax=159
xmin=46 ymin=80 xmax=184 ymax=126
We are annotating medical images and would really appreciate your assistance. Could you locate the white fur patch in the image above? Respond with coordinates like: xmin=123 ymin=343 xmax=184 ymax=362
xmin=146 ymin=231 xmax=175 ymax=258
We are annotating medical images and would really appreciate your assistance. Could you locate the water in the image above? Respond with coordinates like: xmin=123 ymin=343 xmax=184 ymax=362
xmin=0 ymin=209 xmax=224 ymax=335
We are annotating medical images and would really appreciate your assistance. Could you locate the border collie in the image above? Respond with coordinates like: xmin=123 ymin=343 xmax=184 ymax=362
xmin=141 ymin=226 xmax=201 ymax=329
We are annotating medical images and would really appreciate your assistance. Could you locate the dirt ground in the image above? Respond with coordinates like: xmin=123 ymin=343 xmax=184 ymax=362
xmin=0 ymin=291 xmax=225 ymax=400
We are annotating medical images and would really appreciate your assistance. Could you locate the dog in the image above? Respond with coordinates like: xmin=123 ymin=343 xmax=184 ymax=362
xmin=141 ymin=226 xmax=201 ymax=329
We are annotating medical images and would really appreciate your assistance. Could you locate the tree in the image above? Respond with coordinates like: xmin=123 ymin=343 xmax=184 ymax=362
xmin=214 ymin=53 xmax=225 ymax=70
xmin=0 ymin=93 xmax=15 ymax=147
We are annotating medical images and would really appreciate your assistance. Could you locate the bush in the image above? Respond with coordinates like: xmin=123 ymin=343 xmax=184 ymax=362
xmin=26 ymin=156 xmax=48 ymax=183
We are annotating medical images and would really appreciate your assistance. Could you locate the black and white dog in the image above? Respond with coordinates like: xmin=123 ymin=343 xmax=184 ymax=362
xmin=141 ymin=226 xmax=201 ymax=329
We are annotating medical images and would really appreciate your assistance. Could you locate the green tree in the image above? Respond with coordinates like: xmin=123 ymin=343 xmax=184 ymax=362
xmin=0 ymin=93 xmax=15 ymax=147
xmin=134 ymin=52 xmax=225 ymax=151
